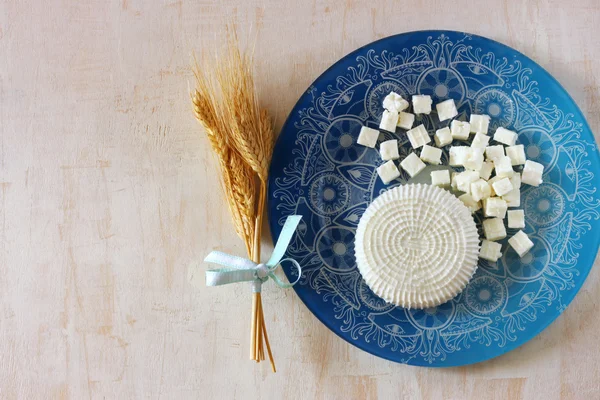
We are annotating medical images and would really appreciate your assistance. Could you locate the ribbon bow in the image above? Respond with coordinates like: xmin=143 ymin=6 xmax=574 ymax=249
xmin=198 ymin=215 xmax=302 ymax=293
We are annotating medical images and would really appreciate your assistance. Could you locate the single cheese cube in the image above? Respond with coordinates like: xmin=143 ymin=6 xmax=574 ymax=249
xmin=382 ymin=92 xmax=396 ymax=111
xmin=507 ymin=210 xmax=525 ymax=229
xmin=357 ymin=126 xmax=379 ymax=148
xmin=449 ymin=146 xmax=469 ymax=166
xmin=379 ymin=109 xmax=399 ymax=132
xmin=451 ymin=172 xmax=458 ymax=190
xmin=510 ymin=173 xmax=521 ymax=190
xmin=479 ymin=240 xmax=502 ymax=262
xmin=459 ymin=193 xmax=481 ymax=213
xmin=479 ymin=161 xmax=494 ymax=181
xmin=471 ymin=132 xmax=491 ymax=149
xmin=485 ymin=145 xmax=505 ymax=161
xmin=383 ymin=92 xmax=409 ymax=113
xmin=470 ymin=179 xmax=492 ymax=202
xmin=400 ymin=152 xmax=426 ymax=178
xmin=412 ymin=95 xmax=432 ymax=114
xmin=434 ymin=127 xmax=453 ymax=147
xmin=494 ymin=127 xmax=517 ymax=146
xmin=484 ymin=197 xmax=508 ymax=219
xmin=469 ymin=114 xmax=491 ymax=134
xmin=483 ymin=218 xmax=507 ymax=241
xmin=380 ymin=140 xmax=400 ymax=161
xmin=455 ymin=170 xmax=480 ymax=193
xmin=503 ymin=176 xmax=521 ymax=207
xmin=376 ymin=160 xmax=400 ymax=184
xmin=508 ymin=230 xmax=534 ymax=257
xmin=521 ymin=160 xmax=544 ymax=186
xmin=502 ymin=188 xmax=521 ymax=208
xmin=406 ymin=124 xmax=430 ymax=149
xmin=420 ymin=145 xmax=442 ymax=165
xmin=397 ymin=112 xmax=415 ymax=130
xmin=396 ymin=99 xmax=410 ymax=113
xmin=487 ymin=176 xmax=501 ymax=196
xmin=463 ymin=148 xmax=484 ymax=171
xmin=436 ymin=99 xmax=458 ymax=121
xmin=494 ymin=156 xmax=515 ymax=178
xmin=506 ymin=144 xmax=526 ymax=165
xmin=492 ymin=177 xmax=514 ymax=196
xmin=451 ymin=120 xmax=471 ymax=140
xmin=431 ymin=170 xmax=451 ymax=187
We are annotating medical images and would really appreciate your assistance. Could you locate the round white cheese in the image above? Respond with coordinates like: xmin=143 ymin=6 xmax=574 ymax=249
xmin=355 ymin=184 xmax=480 ymax=309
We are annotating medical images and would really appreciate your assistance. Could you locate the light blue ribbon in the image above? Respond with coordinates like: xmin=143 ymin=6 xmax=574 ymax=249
xmin=202 ymin=215 xmax=302 ymax=293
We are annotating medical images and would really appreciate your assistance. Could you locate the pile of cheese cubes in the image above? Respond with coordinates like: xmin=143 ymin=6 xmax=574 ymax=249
xmin=357 ymin=91 xmax=545 ymax=262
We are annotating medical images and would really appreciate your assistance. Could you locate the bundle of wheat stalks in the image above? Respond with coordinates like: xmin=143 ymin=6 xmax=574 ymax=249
xmin=191 ymin=31 xmax=276 ymax=371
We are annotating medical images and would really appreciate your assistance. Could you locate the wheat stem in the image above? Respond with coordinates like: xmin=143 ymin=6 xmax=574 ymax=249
xmin=192 ymin=25 xmax=275 ymax=371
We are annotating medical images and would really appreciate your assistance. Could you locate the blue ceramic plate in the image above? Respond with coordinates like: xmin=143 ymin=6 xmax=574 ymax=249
xmin=268 ymin=31 xmax=600 ymax=366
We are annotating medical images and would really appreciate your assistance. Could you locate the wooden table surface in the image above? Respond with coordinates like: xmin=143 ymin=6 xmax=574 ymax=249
xmin=2 ymin=0 xmax=600 ymax=399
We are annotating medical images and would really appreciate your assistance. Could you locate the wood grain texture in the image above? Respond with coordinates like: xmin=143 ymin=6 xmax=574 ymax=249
xmin=1 ymin=0 xmax=599 ymax=398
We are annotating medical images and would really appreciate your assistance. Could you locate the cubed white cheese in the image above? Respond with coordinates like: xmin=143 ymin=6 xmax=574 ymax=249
xmin=494 ymin=156 xmax=515 ymax=178
xmin=379 ymin=139 xmax=399 ymax=161
xmin=397 ymin=112 xmax=415 ymax=130
xmin=382 ymin=92 xmax=397 ymax=111
xmin=383 ymin=92 xmax=409 ymax=113
xmin=455 ymin=170 xmax=480 ymax=193
xmin=396 ymin=98 xmax=410 ymax=113
xmin=436 ymin=99 xmax=458 ymax=121
xmin=377 ymin=160 xmax=401 ymax=184
xmin=470 ymin=179 xmax=492 ymax=202
xmin=420 ymin=144 xmax=442 ymax=165
xmin=483 ymin=218 xmax=507 ymax=241
xmin=492 ymin=177 xmax=514 ymax=196
xmin=434 ymin=127 xmax=453 ymax=147
xmin=494 ymin=127 xmax=517 ymax=146
xmin=412 ymin=95 xmax=433 ymax=115
xmin=406 ymin=124 xmax=431 ymax=149
xmin=469 ymin=114 xmax=491 ymax=134
xmin=479 ymin=161 xmax=494 ymax=181
xmin=431 ymin=170 xmax=451 ymax=187
xmin=485 ymin=145 xmax=505 ymax=161
xmin=510 ymin=173 xmax=521 ymax=190
xmin=521 ymin=160 xmax=544 ymax=186
xmin=451 ymin=172 xmax=458 ymax=190
xmin=459 ymin=193 xmax=481 ymax=213
xmin=479 ymin=240 xmax=502 ymax=262
xmin=484 ymin=197 xmax=508 ymax=219
xmin=379 ymin=109 xmax=399 ymax=132
xmin=487 ymin=176 xmax=501 ymax=196
xmin=471 ymin=132 xmax=490 ymax=149
xmin=507 ymin=210 xmax=525 ymax=229
xmin=400 ymin=152 xmax=426 ymax=178
xmin=357 ymin=126 xmax=379 ymax=148
xmin=451 ymin=120 xmax=471 ymax=140
xmin=449 ymin=146 xmax=469 ymax=166
xmin=508 ymin=230 xmax=534 ymax=257
xmin=463 ymin=148 xmax=484 ymax=171
xmin=506 ymin=144 xmax=526 ymax=165
xmin=502 ymin=188 xmax=521 ymax=208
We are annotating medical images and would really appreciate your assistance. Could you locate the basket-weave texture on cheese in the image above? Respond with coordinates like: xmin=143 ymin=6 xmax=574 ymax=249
xmin=355 ymin=184 xmax=480 ymax=309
